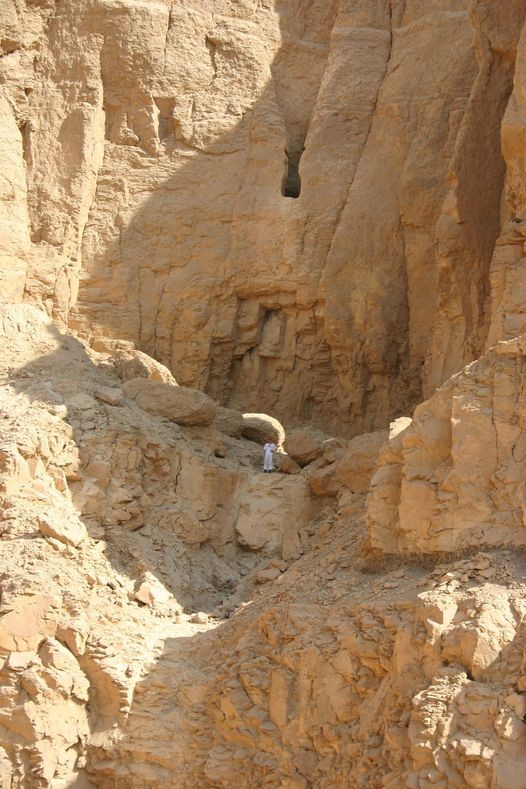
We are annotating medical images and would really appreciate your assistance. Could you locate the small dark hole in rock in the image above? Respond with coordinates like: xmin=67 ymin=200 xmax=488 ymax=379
xmin=281 ymin=146 xmax=304 ymax=199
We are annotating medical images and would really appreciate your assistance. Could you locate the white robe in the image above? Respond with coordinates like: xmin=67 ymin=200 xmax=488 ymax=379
xmin=263 ymin=442 xmax=276 ymax=470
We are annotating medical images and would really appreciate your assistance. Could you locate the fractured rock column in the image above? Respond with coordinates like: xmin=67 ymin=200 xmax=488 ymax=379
xmin=487 ymin=15 xmax=526 ymax=347
xmin=426 ymin=0 xmax=526 ymax=393
xmin=0 ymin=96 xmax=30 ymax=302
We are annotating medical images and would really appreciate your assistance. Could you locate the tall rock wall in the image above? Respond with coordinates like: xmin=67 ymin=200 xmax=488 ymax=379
xmin=4 ymin=3 xmax=526 ymax=786
xmin=487 ymin=19 xmax=526 ymax=348
xmin=360 ymin=9 xmax=526 ymax=557
xmin=3 ymin=1 xmax=526 ymax=435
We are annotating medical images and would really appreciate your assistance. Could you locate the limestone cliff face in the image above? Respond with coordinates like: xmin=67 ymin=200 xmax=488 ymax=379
xmin=5 ymin=3 xmax=526 ymax=788
xmin=487 ymin=19 xmax=526 ymax=348
xmin=3 ymin=0 xmax=526 ymax=435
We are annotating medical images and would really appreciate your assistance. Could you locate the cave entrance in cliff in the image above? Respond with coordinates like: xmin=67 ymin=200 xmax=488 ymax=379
xmin=281 ymin=145 xmax=304 ymax=198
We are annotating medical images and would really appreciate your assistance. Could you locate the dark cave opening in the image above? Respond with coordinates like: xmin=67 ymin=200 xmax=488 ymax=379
xmin=281 ymin=145 xmax=303 ymax=198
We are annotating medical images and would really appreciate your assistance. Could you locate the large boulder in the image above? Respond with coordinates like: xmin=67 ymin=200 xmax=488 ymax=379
xmin=89 ymin=336 xmax=135 ymax=354
xmin=37 ymin=513 xmax=88 ymax=548
xmin=306 ymin=459 xmax=341 ymax=497
xmin=241 ymin=413 xmax=285 ymax=447
xmin=116 ymin=349 xmax=176 ymax=384
xmin=284 ymin=428 xmax=325 ymax=466
xmin=274 ymin=451 xmax=300 ymax=475
xmin=134 ymin=574 xmax=174 ymax=608
xmin=320 ymin=437 xmax=346 ymax=464
xmin=213 ymin=407 xmax=245 ymax=439
xmin=337 ymin=429 xmax=389 ymax=494
xmin=235 ymin=475 xmax=317 ymax=558
xmin=123 ymin=379 xmax=217 ymax=426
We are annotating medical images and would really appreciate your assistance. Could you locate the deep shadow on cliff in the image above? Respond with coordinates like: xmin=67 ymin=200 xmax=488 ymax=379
xmin=62 ymin=0 xmax=526 ymax=439
xmin=69 ymin=0 xmax=353 ymax=434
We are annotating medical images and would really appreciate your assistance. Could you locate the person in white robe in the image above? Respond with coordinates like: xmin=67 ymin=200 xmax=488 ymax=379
xmin=263 ymin=439 xmax=276 ymax=472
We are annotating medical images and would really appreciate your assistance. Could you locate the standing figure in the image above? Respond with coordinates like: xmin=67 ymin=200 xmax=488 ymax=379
xmin=263 ymin=438 xmax=277 ymax=472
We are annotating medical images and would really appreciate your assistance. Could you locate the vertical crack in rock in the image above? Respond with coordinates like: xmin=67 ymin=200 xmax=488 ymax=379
xmin=154 ymin=97 xmax=175 ymax=140
xmin=19 ymin=120 xmax=30 ymax=165
xmin=205 ymin=35 xmax=218 ymax=86
xmin=271 ymin=3 xmax=338 ymax=203
xmin=426 ymin=2 xmax=526 ymax=396
xmin=163 ymin=6 xmax=173 ymax=75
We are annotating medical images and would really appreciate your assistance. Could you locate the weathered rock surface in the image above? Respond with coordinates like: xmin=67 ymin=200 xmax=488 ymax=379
xmin=4 ymin=1 xmax=526 ymax=787
xmin=0 ymin=305 xmax=330 ymax=786
xmin=274 ymin=450 xmax=300 ymax=475
xmin=235 ymin=473 xmax=318 ymax=558
xmin=3 ymin=0 xmax=525 ymax=434
xmin=134 ymin=574 xmax=174 ymax=610
xmin=284 ymin=427 xmax=325 ymax=466
xmin=116 ymin=349 xmax=176 ymax=384
xmin=337 ymin=428 xmax=389 ymax=494
xmin=95 ymin=527 xmax=526 ymax=789
xmin=213 ymin=406 xmax=245 ymax=439
xmin=367 ymin=339 xmax=526 ymax=553
xmin=123 ymin=378 xmax=217 ymax=426
xmin=37 ymin=512 xmax=88 ymax=547
xmin=488 ymin=20 xmax=526 ymax=350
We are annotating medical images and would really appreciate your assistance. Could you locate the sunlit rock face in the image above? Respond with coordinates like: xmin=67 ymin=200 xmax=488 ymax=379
xmin=4 ymin=1 xmax=526 ymax=787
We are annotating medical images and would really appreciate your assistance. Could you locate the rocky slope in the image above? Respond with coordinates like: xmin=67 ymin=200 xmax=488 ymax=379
xmin=2 ymin=1 xmax=526 ymax=788
xmin=0 ymin=303 xmax=328 ymax=786
xmin=0 ymin=305 xmax=525 ymax=788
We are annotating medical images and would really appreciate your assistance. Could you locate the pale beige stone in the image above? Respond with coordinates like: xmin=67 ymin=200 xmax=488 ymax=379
xmin=213 ymin=407 xmax=245 ymax=439
xmin=94 ymin=385 xmax=123 ymax=406
xmin=156 ymin=507 xmax=210 ymax=546
xmin=284 ymin=429 xmax=324 ymax=466
xmin=0 ymin=595 xmax=57 ymax=652
xmin=306 ymin=460 xmax=340 ymax=498
xmin=134 ymin=575 xmax=172 ymax=608
xmin=367 ymin=340 xmax=526 ymax=553
xmin=337 ymin=429 xmax=388 ymax=494
xmin=116 ymin=349 xmax=176 ymax=384
xmin=2 ymin=1 xmax=526 ymax=786
xmin=37 ymin=514 xmax=88 ymax=548
xmin=0 ymin=97 xmax=29 ymax=302
xmin=241 ymin=413 xmax=285 ymax=447
xmin=123 ymin=378 xmax=217 ymax=426
xmin=235 ymin=474 xmax=318 ymax=558
xmin=274 ymin=452 xmax=300 ymax=475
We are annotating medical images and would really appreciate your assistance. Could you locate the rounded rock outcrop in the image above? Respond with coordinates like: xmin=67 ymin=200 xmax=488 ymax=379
xmin=213 ymin=407 xmax=245 ymax=439
xmin=241 ymin=413 xmax=285 ymax=447
xmin=284 ymin=428 xmax=326 ymax=466
xmin=116 ymin=349 xmax=177 ymax=384
xmin=123 ymin=379 xmax=217 ymax=426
